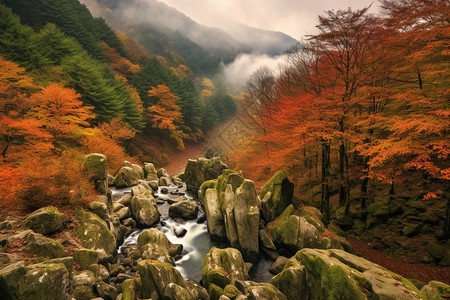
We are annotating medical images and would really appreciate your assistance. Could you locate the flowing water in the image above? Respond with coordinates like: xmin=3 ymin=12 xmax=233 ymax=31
xmin=112 ymin=183 xmax=271 ymax=282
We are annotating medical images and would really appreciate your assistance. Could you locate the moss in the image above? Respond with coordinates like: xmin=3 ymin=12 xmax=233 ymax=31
xmin=207 ymin=269 xmax=230 ymax=288
xmin=223 ymin=284 xmax=242 ymax=298
xmin=208 ymin=283 xmax=224 ymax=300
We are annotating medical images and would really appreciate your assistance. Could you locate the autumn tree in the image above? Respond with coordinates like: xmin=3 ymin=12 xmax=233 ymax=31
xmin=29 ymin=84 xmax=95 ymax=147
xmin=307 ymin=7 xmax=380 ymax=215
xmin=147 ymin=84 xmax=186 ymax=150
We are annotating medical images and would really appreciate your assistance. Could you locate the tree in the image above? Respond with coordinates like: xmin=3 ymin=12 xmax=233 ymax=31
xmin=29 ymin=84 xmax=95 ymax=146
xmin=147 ymin=85 xmax=186 ymax=150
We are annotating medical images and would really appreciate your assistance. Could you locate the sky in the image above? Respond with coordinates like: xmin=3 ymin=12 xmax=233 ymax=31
xmin=160 ymin=0 xmax=380 ymax=41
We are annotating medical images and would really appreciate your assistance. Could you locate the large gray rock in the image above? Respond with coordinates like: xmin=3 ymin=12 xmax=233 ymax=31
xmin=183 ymin=157 xmax=227 ymax=191
xmin=144 ymin=162 xmax=158 ymax=181
xmin=25 ymin=232 xmax=67 ymax=258
xmin=203 ymin=188 xmax=226 ymax=241
xmin=83 ymin=153 xmax=108 ymax=194
xmin=273 ymin=248 xmax=425 ymax=300
xmin=136 ymin=260 xmax=205 ymax=300
xmin=23 ymin=206 xmax=67 ymax=235
xmin=169 ymin=199 xmax=199 ymax=220
xmin=114 ymin=161 xmax=144 ymax=188
xmin=0 ymin=261 xmax=72 ymax=300
xmin=73 ymin=270 xmax=99 ymax=300
xmin=259 ymin=170 xmax=294 ymax=222
xmin=267 ymin=205 xmax=344 ymax=253
xmin=202 ymin=247 xmax=249 ymax=292
xmin=235 ymin=281 xmax=287 ymax=300
xmin=234 ymin=180 xmax=260 ymax=260
xmin=137 ymin=228 xmax=179 ymax=264
xmin=73 ymin=248 xmax=99 ymax=270
xmin=75 ymin=209 xmax=116 ymax=262
xmin=131 ymin=195 xmax=160 ymax=227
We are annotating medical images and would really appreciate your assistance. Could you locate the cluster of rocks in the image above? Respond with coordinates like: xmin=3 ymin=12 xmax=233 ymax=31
xmin=335 ymin=195 xmax=450 ymax=266
xmin=0 ymin=155 xmax=449 ymax=300
xmin=199 ymin=169 xmax=350 ymax=263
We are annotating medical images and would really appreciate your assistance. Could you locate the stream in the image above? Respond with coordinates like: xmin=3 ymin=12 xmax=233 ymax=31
xmin=111 ymin=182 xmax=272 ymax=282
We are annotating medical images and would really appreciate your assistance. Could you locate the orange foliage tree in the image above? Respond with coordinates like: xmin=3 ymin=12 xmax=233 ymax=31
xmin=147 ymin=84 xmax=186 ymax=150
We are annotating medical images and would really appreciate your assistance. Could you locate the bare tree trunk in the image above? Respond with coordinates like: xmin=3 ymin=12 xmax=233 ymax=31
xmin=321 ymin=142 xmax=331 ymax=226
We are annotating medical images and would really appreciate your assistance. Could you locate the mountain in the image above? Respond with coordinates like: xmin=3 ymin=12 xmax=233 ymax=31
xmin=80 ymin=0 xmax=298 ymax=73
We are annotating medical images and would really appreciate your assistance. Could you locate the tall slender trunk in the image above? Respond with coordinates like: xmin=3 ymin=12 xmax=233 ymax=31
xmin=361 ymin=156 xmax=369 ymax=210
xmin=344 ymin=142 xmax=351 ymax=216
xmin=321 ymin=142 xmax=331 ymax=226
xmin=444 ymin=198 xmax=450 ymax=238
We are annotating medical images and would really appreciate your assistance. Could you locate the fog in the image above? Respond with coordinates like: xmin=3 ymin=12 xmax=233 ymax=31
xmin=222 ymin=53 xmax=287 ymax=89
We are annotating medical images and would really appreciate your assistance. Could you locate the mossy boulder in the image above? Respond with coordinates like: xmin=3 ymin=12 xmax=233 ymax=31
xmin=83 ymin=153 xmax=107 ymax=180
xmin=168 ymin=199 xmax=199 ymax=220
xmin=259 ymin=170 xmax=294 ymax=222
xmin=202 ymin=247 xmax=249 ymax=291
xmin=23 ymin=206 xmax=67 ymax=235
xmin=73 ymin=270 xmax=99 ymax=300
xmin=75 ymin=209 xmax=116 ymax=262
xmin=137 ymin=228 xmax=176 ymax=264
xmin=25 ymin=232 xmax=66 ymax=258
xmin=203 ymin=188 xmax=226 ymax=241
xmin=0 ymin=261 xmax=72 ymax=300
xmin=136 ymin=260 xmax=200 ymax=300
xmin=234 ymin=180 xmax=260 ymax=259
xmin=144 ymin=162 xmax=158 ymax=181
xmin=184 ymin=157 xmax=227 ymax=191
xmin=420 ymin=281 xmax=450 ymax=300
xmin=73 ymin=248 xmax=98 ymax=270
xmin=276 ymin=248 xmax=424 ymax=299
xmin=163 ymin=282 xmax=191 ymax=300
xmin=234 ymin=280 xmax=286 ymax=300
xmin=271 ymin=258 xmax=307 ymax=300
xmin=130 ymin=195 xmax=160 ymax=227
xmin=199 ymin=180 xmax=217 ymax=202
xmin=87 ymin=202 xmax=108 ymax=220
xmin=114 ymin=161 xmax=144 ymax=188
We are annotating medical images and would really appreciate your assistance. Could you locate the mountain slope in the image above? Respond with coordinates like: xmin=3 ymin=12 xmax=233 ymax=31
xmin=80 ymin=0 xmax=298 ymax=73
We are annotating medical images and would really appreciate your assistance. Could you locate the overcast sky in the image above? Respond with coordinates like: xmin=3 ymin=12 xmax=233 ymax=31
xmin=160 ymin=0 xmax=380 ymax=40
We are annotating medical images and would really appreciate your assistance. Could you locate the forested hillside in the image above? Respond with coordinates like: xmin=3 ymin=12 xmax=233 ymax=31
xmin=231 ymin=0 xmax=449 ymax=250
xmin=0 ymin=0 xmax=236 ymax=212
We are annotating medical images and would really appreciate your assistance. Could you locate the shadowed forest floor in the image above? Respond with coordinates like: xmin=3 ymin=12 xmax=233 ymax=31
xmin=348 ymin=235 xmax=450 ymax=284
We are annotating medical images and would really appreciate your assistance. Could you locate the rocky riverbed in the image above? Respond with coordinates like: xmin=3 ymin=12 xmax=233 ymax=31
xmin=0 ymin=155 xmax=448 ymax=300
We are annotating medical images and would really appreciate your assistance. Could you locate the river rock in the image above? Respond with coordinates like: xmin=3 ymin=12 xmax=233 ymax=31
xmin=73 ymin=270 xmax=100 ymax=300
xmin=269 ymin=256 xmax=289 ymax=275
xmin=115 ymin=206 xmax=131 ymax=220
xmin=159 ymin=176 xmax=173 ymax=186
xmin=234 ymin=180 xmax=260 ymax=260
xmin=273 ymin=248 xmax=425 ymax=299
xmin=144 ymin=162 xmax=158 ymax=181
xmin=22 ymin=206 xmax=67 ymax=235
xmin=137 ymin=228 xmax=179 ymax=264
xmin=259 ymin=170 xmax=294 ymax=222
xmin=203 ymin=188 xmax=226 ymax=241
xmin=271 ymin=257 xmax=307 ymax=300
xmin=0 ymin=261 xmax=72 ymax=300
xmin=420 ymin=281 xmax=450 ymax=300
xmin=87 ymin=202 xmax=108 ymax=220
xmin=114 ymin=161 xmax=144 ymax=188
xmin=183 ymin=157 xmax=228 ymax=191
xmin=136 ymin=260 xmax=204 ymax=300
xmin=25 ymin=232 xmax=66 ymax=258
xmin=169 ymin=199 xmax=199 ymax=220
xmin=95 ymin=281 xmax=118 ymax=300
xmin=267 ymin=205 xmax=344 ymax=254
xmin=74 ymin=248 xmax=98 ymax=270
xmin=202 ymin=247 xmax=249 ymax=292
xmin=130 ymin=195 xmax=160 ymax=227
xmin=75 ymin=209 xmax=116 ymax=262
xmin=259 ymin=229 xmax=279 ymax=260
